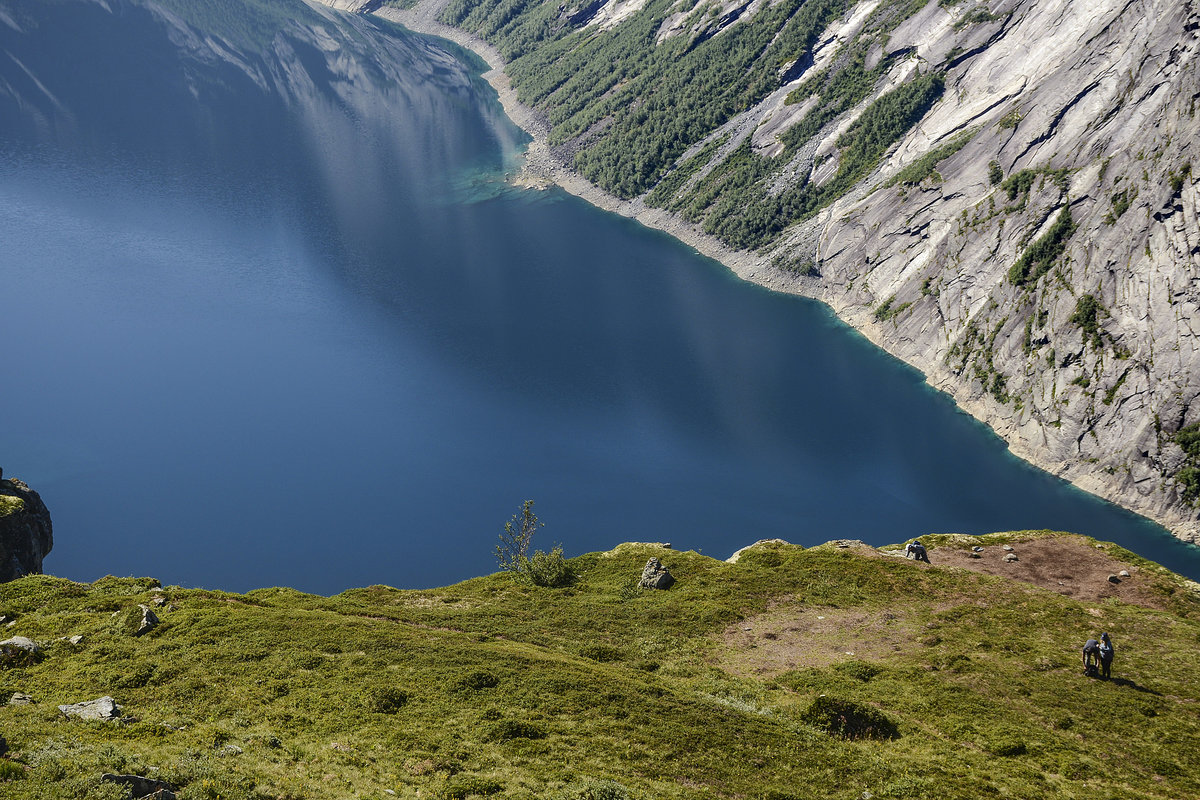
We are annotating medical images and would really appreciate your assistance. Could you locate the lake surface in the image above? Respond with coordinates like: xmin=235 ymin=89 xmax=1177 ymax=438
xmin=3 ymin=0 xmax=1199 ymax=593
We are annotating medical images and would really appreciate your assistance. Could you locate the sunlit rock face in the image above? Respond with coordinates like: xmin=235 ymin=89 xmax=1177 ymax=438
xmin=784 ymin=0 xmax=1200 ymax=543
xmin=371 ymin=0 xmax=1200 ymax=543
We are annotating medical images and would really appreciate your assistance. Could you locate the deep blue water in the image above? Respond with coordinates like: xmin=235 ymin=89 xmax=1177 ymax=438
xmin=3 ymin=0 xmax=1199 ymax=593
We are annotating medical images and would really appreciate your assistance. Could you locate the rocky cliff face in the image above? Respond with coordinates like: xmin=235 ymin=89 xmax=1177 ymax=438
xmin=0 ymin=473 xmax=53 ymax=582
xmin=787 ymin=0 xmax=1200 ymax=542
xmin=326 ymin=0 xmax=1200 ymax=543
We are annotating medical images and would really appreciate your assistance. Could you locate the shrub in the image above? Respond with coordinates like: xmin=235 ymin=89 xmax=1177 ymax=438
xmin=579 ymin=644 xmax=623 ymax=663
xmin=0 ymin=759 xmax=25 ymax=781
xmin=988 ymin=159 xmax=1003 ymax=184
xmin=453 ymin=670 xmax=500 ymax=692
xmin=442 ymin=776 xmax=503 ymax=799
xmin=985 ymin=737 xmax=1027 ymax=756
xmin=800 ymin=696 xmax=899 ymax=740
xmin=364 ymin=686 xmax=409 ymax=714
xmin=557 ymin=778 xmax=633 ymax=800
xmin=525 ymin=546 xmax=576 ymax=588
xmin=832 ymin=660 xmax=882 ymax=682
xmin=484 ymin=720 xmax=547 ymax=742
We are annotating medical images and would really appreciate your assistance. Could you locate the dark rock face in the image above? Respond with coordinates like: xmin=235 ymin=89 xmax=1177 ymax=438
xmin=0 ymin=473 xmax=53 ymax=582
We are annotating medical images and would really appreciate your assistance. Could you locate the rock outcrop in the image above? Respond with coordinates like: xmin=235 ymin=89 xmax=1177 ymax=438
xmin=638 ymin=557 xmax=675 ymax=589
xmin=0 ymin=471 xmax=53 ymax=582
xmin=58 ymin=696 xmax=121 ymax=721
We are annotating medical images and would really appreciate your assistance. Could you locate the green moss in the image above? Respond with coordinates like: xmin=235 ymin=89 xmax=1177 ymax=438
xmin=0 ymin=495 xmax=25 ymax=517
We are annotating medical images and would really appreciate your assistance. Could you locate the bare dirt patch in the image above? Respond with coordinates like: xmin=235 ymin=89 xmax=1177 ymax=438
xmin=929 ymin=537 xmax=1167 ymax=610
xmin=718 ymin=604 xmax=929 ymax=678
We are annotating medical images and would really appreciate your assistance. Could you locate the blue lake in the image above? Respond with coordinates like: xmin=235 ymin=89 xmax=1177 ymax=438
xmin=3 ymin=0 xmax=1199 ymax=593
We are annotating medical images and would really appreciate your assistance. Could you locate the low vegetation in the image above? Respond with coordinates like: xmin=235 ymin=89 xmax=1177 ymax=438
xmin=1 ymin=533 xmax=1199 ymax=799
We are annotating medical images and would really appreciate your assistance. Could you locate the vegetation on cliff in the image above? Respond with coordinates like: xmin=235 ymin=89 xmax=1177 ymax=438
xmin=1 ymin=533 xmax=1198 ymax=799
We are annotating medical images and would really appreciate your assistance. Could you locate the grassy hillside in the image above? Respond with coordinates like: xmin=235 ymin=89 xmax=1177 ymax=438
xmin=1 ymin=533 xmax=1199 ymax=799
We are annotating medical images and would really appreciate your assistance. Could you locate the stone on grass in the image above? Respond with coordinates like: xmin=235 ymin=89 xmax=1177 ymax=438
xmin=59 ymin=696 xmax=121 ymax=721
xmin=9 ymin=692 xmax=33 ymax=705
xmin=1003 ymin=552 xmax=1019 ymax=562
xmin=101 ymin=773 xmax=177 ymax=798
xmin=1002 ymin=545 xmax=1015 ymax=551
xmin=639 ymin=557 xmax=675 ymax=590
xmin=0 ymin=636 xmax=40 ymax=654
xmin=125 ymin=605 xmax=159 ymax=637
xmin=1119 ymin=570 xmax=1131 ymax=578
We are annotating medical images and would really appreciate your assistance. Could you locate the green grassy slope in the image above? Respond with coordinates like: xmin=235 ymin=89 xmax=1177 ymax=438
xmin=1 ymin=534 xmax=1199 ymax=799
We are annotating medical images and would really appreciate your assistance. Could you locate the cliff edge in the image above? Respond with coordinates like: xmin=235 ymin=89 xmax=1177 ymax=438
xmin=0 ymin=470 xmax=53 ymax=582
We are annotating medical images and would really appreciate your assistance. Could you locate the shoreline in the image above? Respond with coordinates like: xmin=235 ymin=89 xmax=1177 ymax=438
xmin=371 ymin=1 xmax=788 ymax=292
xmin=343 ymin=0 xmax=1198 ymax=548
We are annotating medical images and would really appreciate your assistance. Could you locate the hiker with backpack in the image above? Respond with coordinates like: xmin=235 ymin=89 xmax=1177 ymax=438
xmin=1097 ymin=632 xmax=1114 ymax=679
xmin=1082 ymin=637 xmax=1101 ymax=676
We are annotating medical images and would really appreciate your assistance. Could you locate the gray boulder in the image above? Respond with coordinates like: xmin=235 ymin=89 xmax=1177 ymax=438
xmin=9 ymin=692 xmax=34 ymax=706
xmin=124 ymin=605 xmax=159 ymax=637
xmin=639 ymin=557 xmax=675 ymax=590
xmin=59 ymin=696 xmax=121 ymax=721
xmin=0 ymin=635 xmax=43 ymax=667
xmin=101 ymin=773 xmax=177 ymax=799
xmin=0 ymin=636 xmax=40 ymax=654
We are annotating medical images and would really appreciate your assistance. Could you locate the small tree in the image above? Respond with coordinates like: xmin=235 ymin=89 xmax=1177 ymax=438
xmin=496 ymin=499 xmax=542 ymax=575
xmin=495 ymin=500 xmax=574 ymax=587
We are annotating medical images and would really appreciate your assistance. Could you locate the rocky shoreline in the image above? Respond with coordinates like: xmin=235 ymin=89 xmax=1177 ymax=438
xmin=322 ymin=0 xmax=1200 ymax=547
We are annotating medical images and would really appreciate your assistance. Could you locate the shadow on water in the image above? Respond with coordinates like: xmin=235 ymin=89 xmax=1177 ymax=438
xmin=2 ymin=0 xmax=1200 ymax=591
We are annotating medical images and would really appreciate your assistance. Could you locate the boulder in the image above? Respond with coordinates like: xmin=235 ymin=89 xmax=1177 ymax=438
xmin=125 ymin=605 xmax=160 ymax=637
xmin=9 ymin=692 xmax=34 ymax=706
xmin=0 ymin=636 xmax=40 ymax=654
xmin=638 ymin=557 xmax=675 ymax=590
xmin=101 ymin=773 xmax=177 ymax=798
xmin=0 ymin=635 xmax=43 ymax=667
xmin=0 ymin=473 xmax=53 ymax=582
xmin=1003 ymin=553 xmax=1019 ymax=562
xmin=1107 ymin=574 xmax=1121 ymax=583
xmin=59 ymin=696 xmax=121 ymax=721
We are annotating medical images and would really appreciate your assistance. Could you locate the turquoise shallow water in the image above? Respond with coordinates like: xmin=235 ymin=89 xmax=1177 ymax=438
xmin=2 ymin=0 xmax=1199 ymax=592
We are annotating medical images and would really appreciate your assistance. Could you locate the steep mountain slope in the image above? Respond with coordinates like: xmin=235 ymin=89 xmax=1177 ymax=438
xmin=353 ymin=0 xmax=1200 ymax=545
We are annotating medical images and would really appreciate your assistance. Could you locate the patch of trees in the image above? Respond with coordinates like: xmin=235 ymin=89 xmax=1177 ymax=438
xmin=1007 ymin=206 xmax=1077 ymax=286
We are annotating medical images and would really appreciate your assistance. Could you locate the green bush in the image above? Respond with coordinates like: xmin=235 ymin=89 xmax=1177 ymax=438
xmin=800 ymin=696 xmax=899 ymax=740
xmin=484 ymin=719 xmax=547 ymax=742
xmin=579 ymin=644 xmax=624 ymax=663
xmin=453 ymin=670 xmax=500 ymax=692
xmin=557 ymin=778 xmax=633 ymax=800
xmin=0 ymin=759 xmax=26 ymax=781
xmin=525 ymin=546 xmax=576 ymax=588
xmin=443 ymin=776 xmax=503 ymax=799
xmin=985 ymin=737 xmax=1028 ymax=757
xmin=364 ymin=686 xmax=409 ymax=714
xmin=832 ymin=660 xmax=882 ymax=682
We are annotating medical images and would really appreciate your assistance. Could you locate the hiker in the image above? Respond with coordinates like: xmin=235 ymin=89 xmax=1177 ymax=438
xmin=1082 ymin=637 xmax=1101 ymax=676
xmin=905 ymin=540 xmax=930 ymax=563
xmin=1097 ymin=632 xmax=1115 ymax=679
